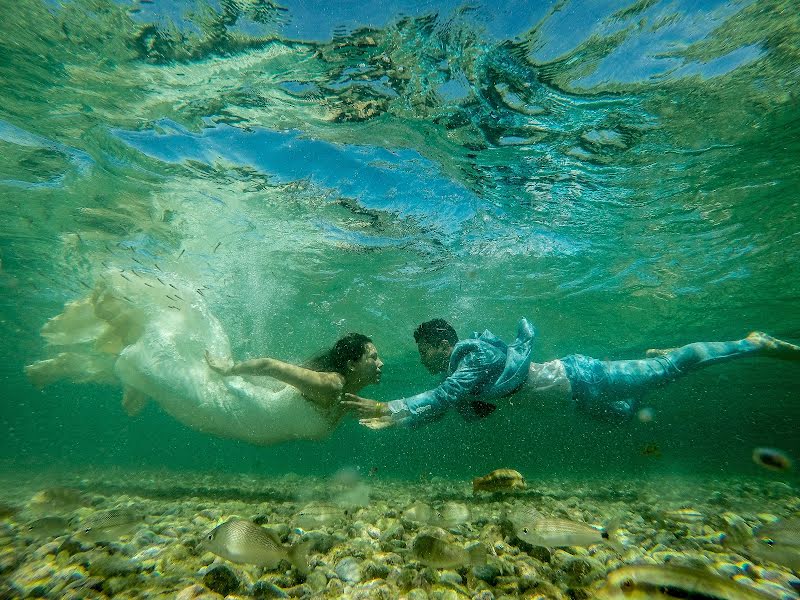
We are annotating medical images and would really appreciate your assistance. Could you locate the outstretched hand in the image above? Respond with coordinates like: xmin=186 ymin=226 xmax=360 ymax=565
xmin=342 ymin=394 xmax=390 ymax=418
xmin=205 ymin=351 xmax=233 ymax=376
xmin=359 ymin=416 xmax=396 ymax=430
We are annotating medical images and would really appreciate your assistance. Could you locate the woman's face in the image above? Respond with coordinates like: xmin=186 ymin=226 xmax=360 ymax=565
xmin=349 ymin=342 xmax=383 ymax=386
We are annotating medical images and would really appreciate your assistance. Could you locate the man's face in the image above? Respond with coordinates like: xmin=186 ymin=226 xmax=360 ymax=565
xmin=417 ymin=340 xmax=451 ymax=374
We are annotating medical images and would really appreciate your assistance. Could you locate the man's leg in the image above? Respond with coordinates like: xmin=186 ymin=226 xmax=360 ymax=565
xmin=646 ymin=332 xmax=800 ymax=363
xmin=563 ymin=332 xmax=799 ymax=421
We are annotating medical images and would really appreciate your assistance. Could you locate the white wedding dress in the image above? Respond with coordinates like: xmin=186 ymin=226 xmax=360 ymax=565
xmin=26 ymin=273 xmax=336 ymax=445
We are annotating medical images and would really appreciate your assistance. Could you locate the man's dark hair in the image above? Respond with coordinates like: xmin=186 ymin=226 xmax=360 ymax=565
xmin=413 ymin=319 xmax=458 ymax=346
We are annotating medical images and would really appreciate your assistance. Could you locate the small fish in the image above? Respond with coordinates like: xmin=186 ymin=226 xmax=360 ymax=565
xmin=28 ymin=487 xmax=86 ymax=513
xmin=746 ymin=540 xmax=800 ymax=572
xmin=25 ymin=516 xmax=71 ymax=537
xmin=144 ymin=282 xmax=154 ymax=288
xmin=752 ymin=447 xmax=792 ymax=471
xmin=213 ymin=241 xmax=221 ymax=252
xmin=472 ymin=469 xmax=525 ymax=494
xmin=73 ymin=509 xmax=141 ymax=542
xmin=436 ymin=502 xmax=470 ymax=529
xmin=510 ymin=507 xmax=621 ymax=551
xmin=120 ymin=273 xmax=131 ymax=282
xmin=641 ymin=442 xmax=662 ymax=457
xmin=595 ymin=564 xmax=776 ymax=600
xmin=154 ymin=263 xmax=162 ymax=271
xmin=132 ymin=257 xmax=143 ymax=265
xmin=664 ymin=508 xmax=704 ymax=523
xmin=130 ymin=269 xmax=142 ymax=278
xmin=755 ymin=517 xmax=800 ymax=547
xmin=411 ymin=531 xmax=487 ymax=569
xmin=196 ymin=289 xmax=205 ymax=297
xmin=403 ymin=501 xmax=434 ymax=524
xmin=168 ymin=305 xmax=180 ymax=310
xmin=156 ymin=277 xmax=166 ymax=286
xmin=177 ymin=249 xmax=185 ymax=259
xmin=201 ymin=518 xmax=309 ymax=573
xmin=294 ymin=502 xmax=344 ymax=530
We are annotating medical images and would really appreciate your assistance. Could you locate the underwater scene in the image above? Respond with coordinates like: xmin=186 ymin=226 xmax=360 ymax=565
xmin=1 ymin=0 xmax=799 ymax=598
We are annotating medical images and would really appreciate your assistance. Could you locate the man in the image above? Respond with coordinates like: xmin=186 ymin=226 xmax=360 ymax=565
xmin=343 ymin=318 xmax=800 ymax=429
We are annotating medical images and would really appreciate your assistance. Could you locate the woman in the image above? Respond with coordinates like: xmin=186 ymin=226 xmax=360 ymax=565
xmin=204 ymin=332 xmax=383 ymax=439
xmin=26 ymin=271 xmax=383 ymax=445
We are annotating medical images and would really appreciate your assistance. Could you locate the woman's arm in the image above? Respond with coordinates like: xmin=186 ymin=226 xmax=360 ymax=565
xmin=206 ymin=352 xmax=343 ymax=406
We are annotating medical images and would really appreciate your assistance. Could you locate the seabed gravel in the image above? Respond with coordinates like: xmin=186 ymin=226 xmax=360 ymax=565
xmin=0 ymin=467 xmax=798 ymax=599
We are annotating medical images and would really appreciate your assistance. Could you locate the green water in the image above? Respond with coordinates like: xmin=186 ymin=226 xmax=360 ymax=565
xmin=0 ymin=0 xmax=798 ymax=481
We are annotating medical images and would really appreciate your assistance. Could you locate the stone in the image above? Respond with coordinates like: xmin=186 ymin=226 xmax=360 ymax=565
xmin=472 ymin=563 xmax=501 ymax=584
xmin=406 ymin=588 xmax=429 ymax=600
xmin=203 ymin=565 xmax=242 ymax=596
xmin=306 ymin=568 xmax=328 ymax=592
xmin=335 ymin=557 xmax=363 ymax=583
xmin=87 ymin=554 xmax=139 ymax=578
xmin=251 ymin=580 xmax=289 ymax=598
xmin=326 ymin=577 xmax=344 ymax=595
xmin=439 ymin=570 xmax=463 ymax=585
xmin=363 ymin=560 xmax=390 ymax=580
xmin=57 ymin=538 xmax=86 ymax=556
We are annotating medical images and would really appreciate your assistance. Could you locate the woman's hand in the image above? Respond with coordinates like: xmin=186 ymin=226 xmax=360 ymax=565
xmin=205 ymin=351 xmax=233 ymax=376
xmin=342 ymin=394 xmax=390 ymax=418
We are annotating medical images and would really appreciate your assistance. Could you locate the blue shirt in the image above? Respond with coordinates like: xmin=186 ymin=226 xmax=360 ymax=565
xmin=386 ymin=318 xmax=535 ymax=427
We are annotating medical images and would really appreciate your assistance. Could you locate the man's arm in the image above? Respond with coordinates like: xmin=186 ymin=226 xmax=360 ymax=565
xmin=345 ymin=353 xmax=489 ymax=428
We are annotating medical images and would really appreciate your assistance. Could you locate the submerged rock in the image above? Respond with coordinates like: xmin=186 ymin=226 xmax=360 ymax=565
xmin=335 ymin=556 xmax=363 ymax=583
xmin=202 ymin=564 xmax=241 ymax=596
xmin=251 ymin=580 xmax=289 ymax=598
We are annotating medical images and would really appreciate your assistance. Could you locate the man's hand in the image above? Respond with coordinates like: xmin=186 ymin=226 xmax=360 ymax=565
xmin=342 ymin=394 xmax=390 ymax=418
xmin=205 ymin=351 xmax=233 ymax=376
xmin=359 ymin=416 xmax=396 ymax=430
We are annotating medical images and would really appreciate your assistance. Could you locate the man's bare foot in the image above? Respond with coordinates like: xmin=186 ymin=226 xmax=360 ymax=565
xmin=645 ymin=347 xmax=677 ymax=358
xmin=747 ymin=331 xmax=800 ymax=359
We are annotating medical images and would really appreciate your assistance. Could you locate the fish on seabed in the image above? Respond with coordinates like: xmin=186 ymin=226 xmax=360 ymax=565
xmin=472 ymin=469 xmax=526 ymax=494
xmin=510 ymin=507 xmax=622 ymax=551
xmin=594 ymin=564 xmax=776 ymax=600
xmin=201 ymin=518 xmax=310 ymax=574
xmin=73 ymin=509 xmax=142 ymax=542
xmin=411 ymin=529 xmax=488 ymax=569
xmin=402 ymin=501 xmax=435 ymax=524
xmin=294 ymin=502 xmax=345 ymax=530
xmin=744 ymin=517 xmax=800 ymax=571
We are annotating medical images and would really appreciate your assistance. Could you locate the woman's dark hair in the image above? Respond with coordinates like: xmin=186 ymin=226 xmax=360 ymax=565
xmin=305 ymin=333 xmax=373 ymax=375
xmin=413 ymin=319 xmax=458 ymax=346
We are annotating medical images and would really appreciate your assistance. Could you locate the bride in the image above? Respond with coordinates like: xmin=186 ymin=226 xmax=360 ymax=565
xmin=25 ymin=272 xmax=383 ymax=445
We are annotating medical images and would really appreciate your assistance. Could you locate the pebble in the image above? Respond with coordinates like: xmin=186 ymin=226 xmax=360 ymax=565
xmin=202 ymin=565 xmax=241 ymax=596
xmin=439 ymin=570 xmax=463 ymax=585
xmin=406 ymin=588 xmax=429 ymax=600
xmin=2 ymin=473 xmax=799 ymax=600
xmin=335 ymin=556 xmax=363 ymax=583
xmin=305 ymin=568 xmax=328 ymax=591
xmin=251 ymin=580 xmax=289 ymax=598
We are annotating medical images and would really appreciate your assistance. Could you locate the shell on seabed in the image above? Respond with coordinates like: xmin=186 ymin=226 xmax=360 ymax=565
xmin=472 ymin=469 xmax=526 ymax=494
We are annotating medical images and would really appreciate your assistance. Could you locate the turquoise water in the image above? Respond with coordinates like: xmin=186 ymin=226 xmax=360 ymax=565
xmin=1 ymin=0 xmax=798 ymax=481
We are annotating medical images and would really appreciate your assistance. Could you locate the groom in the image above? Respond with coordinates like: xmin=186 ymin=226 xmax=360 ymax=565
xmin=343 ymin=318 xmax=800 ymax=429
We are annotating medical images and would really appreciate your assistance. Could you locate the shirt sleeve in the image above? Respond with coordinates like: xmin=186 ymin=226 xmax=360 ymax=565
xmin=386 ymin=352 xmax=490 ymax=428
